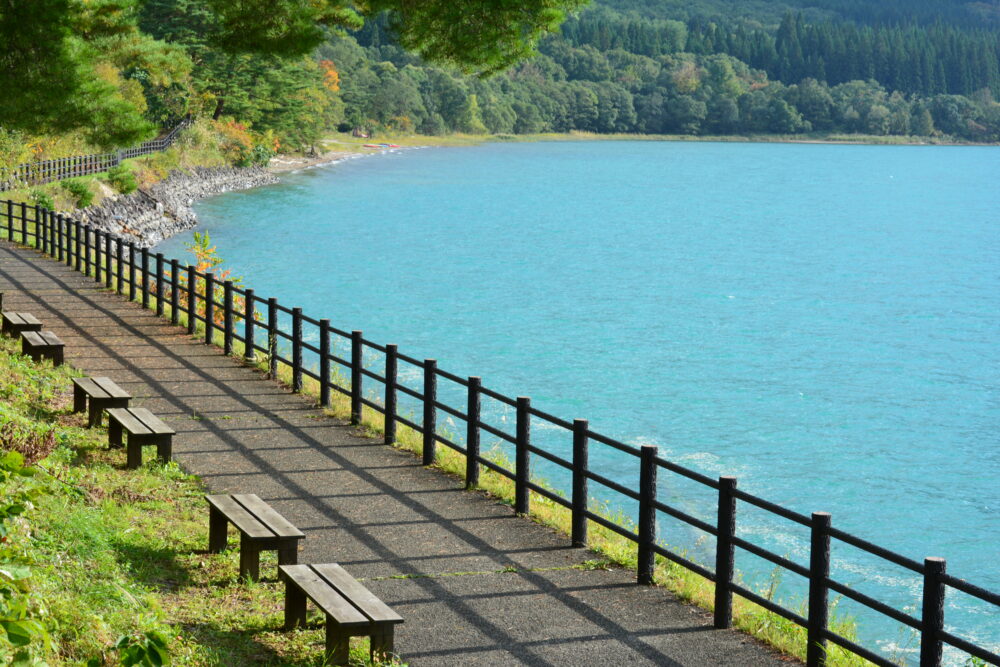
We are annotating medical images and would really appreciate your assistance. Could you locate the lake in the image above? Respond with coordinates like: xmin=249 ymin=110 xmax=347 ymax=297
xmin=157 ymin=140 xmax=1000 ymax=663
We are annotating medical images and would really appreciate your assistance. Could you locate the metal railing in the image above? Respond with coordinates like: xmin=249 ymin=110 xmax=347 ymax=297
xmin=1 ymin=202 xmax=997 ymax=667
xmin=0 ymin=118 xmax=191 ymax=191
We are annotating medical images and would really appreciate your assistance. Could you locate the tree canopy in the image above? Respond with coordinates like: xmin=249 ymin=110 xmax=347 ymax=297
xmin=0 ymin=0 xmax=585 ymax=146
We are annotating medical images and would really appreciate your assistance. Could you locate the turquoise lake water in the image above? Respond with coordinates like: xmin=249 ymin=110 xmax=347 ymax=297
xmin=157 ymin=141 xmax=999 ymax=662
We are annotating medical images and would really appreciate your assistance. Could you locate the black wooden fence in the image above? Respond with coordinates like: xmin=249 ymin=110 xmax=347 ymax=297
xmin=0 ymin=118 xmax=191 ymax=191
xmin=1 ymin=201 xmax=997 ymax=667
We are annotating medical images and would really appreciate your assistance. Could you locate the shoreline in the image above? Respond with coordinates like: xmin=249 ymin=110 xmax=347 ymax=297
xmin=78 ymin=128 xmax=995 ymax=250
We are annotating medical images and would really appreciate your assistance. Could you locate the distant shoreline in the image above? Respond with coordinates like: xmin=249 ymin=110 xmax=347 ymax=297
xmin=283 ymin=131 xmax=998 ymax=160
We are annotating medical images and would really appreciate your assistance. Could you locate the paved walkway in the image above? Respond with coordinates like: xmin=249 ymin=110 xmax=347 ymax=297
xmin=0 ymin=240 xmax=787 ymax=666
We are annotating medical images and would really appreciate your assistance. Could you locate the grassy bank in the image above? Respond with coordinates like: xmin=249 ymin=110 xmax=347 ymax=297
xmin=0 ymin=333 xmax=403 ymax=665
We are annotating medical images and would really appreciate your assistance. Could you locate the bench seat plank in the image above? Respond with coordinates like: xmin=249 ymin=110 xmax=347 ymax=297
xmin=107 ymin=407 xmax=155 ymax=436
xmin=20 ymin=331 xmax=44 ymax=346
xmin=73 ymin=377 xmax=103 ymax=397
xmin=233 ymin=494 xmax=305 ymax=539
xmin=206 ymin=494 xmax=273 ymax=539
xmin=5 ymin=312 xmax=40 ymax=328
xmin=22 ymin=330 xmax=62 ymax=347
xmin=280 ymin=565 xmax=370 ymax=628
xmin=107 ymin=407 xmax=174 ymax=436
xmin=39 ymin=331 xmax=62 ymax=346
xmin=93 ymin=377 xmax=130 ymax=399
xmin=314 ymin=563 xmax=403 ymax=624
xmin=130 ymin=408 xmax=174 ymax=435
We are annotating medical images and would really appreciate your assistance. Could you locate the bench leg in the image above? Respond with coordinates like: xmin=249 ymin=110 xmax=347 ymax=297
xmin=52 ymin=348 xmax=63 ymax=366
xmin=156 ymin=436 xmax=172 ymax=463
xmin=73 ymin=385 xmax=86 ymax=413
xmin=370 ymin=625 xmax=395 ymax=662
xmin=108 ymin=418 xmax=123 ymax=448
xmin=126 ymin=437 xmax=142 ymax=469
xmin=88 ymin=401 xmax=102 ymax=428
xmin=283 ymin=579 xmax=307 ymax=630
xmin=278 ymin=541 xmax=298 ymax=566
xmin=239 ymin=534 xmax=260 ymax=581
xmin=325 ymin=618 xmax=351 ymax=666
xmin=208 ymin=507 xmax=228 ymax=553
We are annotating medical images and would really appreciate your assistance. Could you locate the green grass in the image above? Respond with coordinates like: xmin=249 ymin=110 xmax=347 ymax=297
xmin=0 ymin=334 xmax=405 ymax=665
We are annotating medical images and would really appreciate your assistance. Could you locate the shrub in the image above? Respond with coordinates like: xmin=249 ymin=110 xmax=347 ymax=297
xmin=107 ymin=163 xmax=138 ymax=194
xmin=29 ymin=189 xmax=54 ymax=211
xmin=61 ymin=179 xmax=94 ymax=208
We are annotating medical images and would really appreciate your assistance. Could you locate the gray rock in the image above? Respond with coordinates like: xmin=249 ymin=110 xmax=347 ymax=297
xmin=76 ymin=166 xmax=278 ymax=249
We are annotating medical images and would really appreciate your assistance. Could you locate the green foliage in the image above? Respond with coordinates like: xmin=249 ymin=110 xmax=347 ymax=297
xmin=28 ymin=190 xmax=54 ymax=211
xmin=61 ymin=178 xmax=94 ymax=208
xmin=107 ymin=163 xmax=139 ymax=194
xmin=108 ymin=630 xmax=171 ymax=666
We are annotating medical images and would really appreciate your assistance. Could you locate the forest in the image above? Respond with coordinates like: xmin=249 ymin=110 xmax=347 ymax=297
xmin=1 ymin=0 xmax=999 ymax=168
xmin=330 ymin=1 xmax=1000 ymax=141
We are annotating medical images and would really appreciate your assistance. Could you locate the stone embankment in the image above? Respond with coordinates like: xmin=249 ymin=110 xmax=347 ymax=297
xmin=77 ymin=167 xmax=277 ymax=248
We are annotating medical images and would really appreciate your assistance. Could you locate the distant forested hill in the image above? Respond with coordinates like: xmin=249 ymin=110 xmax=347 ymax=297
xmin=331 ymin=0 xmax=1000 ymax=141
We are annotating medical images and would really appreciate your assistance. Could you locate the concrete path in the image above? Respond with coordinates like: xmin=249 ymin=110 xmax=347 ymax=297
xmin=0 ymin=240 xmax=788 ymax=666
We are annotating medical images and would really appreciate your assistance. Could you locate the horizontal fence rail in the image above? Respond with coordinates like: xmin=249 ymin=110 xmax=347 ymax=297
xmin=0 ymin=118 xmax=191 ymax=191
xmin=0 ymin=201 xmax=997 ymax=667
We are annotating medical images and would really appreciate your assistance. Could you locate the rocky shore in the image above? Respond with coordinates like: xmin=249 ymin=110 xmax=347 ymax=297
xmin=77 ymin=166 xmax=278 ymax=248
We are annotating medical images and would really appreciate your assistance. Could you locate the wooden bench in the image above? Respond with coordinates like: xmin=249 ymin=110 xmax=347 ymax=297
xmin=73 ymin=377 xmax=132 ymax=427
xmin=106 ymin=407 xmax=175 ymax=469
xmin=207 ymin=493 xmax=305 ymax=581
xmin=2 ymin=312 xmax=42 ymax=337
xmin=280 ymin=563 xmax=403 ymax=665
xmin=20 ymin=330 xmax=64 ymax=366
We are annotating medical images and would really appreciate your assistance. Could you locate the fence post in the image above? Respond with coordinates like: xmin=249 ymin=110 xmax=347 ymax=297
xmin=5 ymin=201 xmax=11 ymax=241
xmin=204 ymin=272 xmax=215 ymax=344
xmin=808 ymin=512 xmax=832 ymax=667
xmin=422 ymin=359 xmax=437 ymax=466
xmin=105 ymin=233 xmax=113 ymax=288
xmin=515 ymin=396 xmax=531 ymax=515
xmin=319 ymin=319 xmax=331 ymax=407
xmin=92 ymin=229 xmax=101 ymax=282
xmin=465 ymin=377 xmax=481 ymax=488
xmin=384 ymin=345 xmax=397 ymax=445
xmin=55 ymin=213 xmax=63 ymax=259
xmin=74 ymin=219 xmax=82 ymax=271
xmin=65 ymin=216 xmax=73 ymax=266
xmin=38 ymin=208 xmax=47 ymax=254
xmin=920 ymin=557 xmax=946 ymax=667
xmin=58 ymin=214 xmax=67 ymax=262
xmin=223 ymin=280 xmax=234 ymax=355
xmin=267 ymin=298 xmax=278 ymax=379
xmin=141 ymin=247 xmax=150 ymax=308
xmin=46 ymin=209 xmax=54 ymax=255
xmin=572 ymin=419 xmax=589 ymax=547
xmin=115 ymin=238 xmax=124 ymax=293
xmin=186 ymin=266 xmax=197 ymax=335
xmin=244 ymin=288 xmax=255 ymax=360
xmin=128 ymin=242 xmax=137 ymax=301
xmin=170 ymin=259 xmax=179 ymax=325
xmin=715 ymin=476 xmax=738 ymax=629
xmin=351 ymin=331 xmax=363 ymax=424
xmin=291 ymin=307 xmax=302 ymax=392
xmin=638 ymin=445 xmax=658 ymax=585
xmin=20 ymin=202 xmax=27 ymax=246
xmin=82 ymin=225 xmax=90 ymax=275
xmin=155 ymin=253 xmax=164 ymax=316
